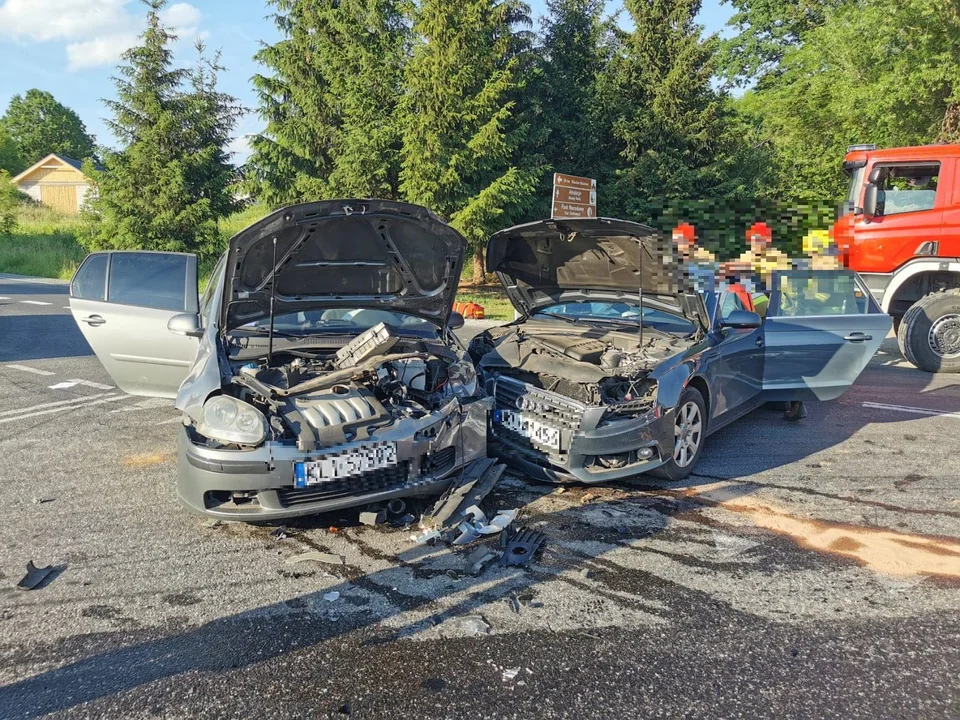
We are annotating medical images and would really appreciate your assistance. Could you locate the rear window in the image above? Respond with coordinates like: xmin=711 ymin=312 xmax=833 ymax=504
xmin=72 ymin=254 xmax=108 ymax=301
xmin=108 ymin=253 xmax=190 ymax=311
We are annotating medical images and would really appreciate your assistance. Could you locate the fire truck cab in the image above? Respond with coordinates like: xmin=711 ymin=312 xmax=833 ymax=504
xmin=834 ymin=143 xmax=960 ymax=372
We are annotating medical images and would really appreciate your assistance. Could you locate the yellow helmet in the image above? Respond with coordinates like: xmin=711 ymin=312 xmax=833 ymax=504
xmin=802 ymin=229 xmax=832 ymax=256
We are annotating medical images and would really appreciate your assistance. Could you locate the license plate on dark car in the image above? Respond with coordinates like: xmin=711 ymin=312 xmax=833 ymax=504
xmin=494 ymin=409 xmax=561 ymax=450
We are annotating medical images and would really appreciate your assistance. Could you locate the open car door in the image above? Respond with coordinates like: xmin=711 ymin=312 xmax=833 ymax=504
xmin=761 ymin=269 xmax=890 ymax=402
xmin=69 ymin=251 xmax=201 ymax=398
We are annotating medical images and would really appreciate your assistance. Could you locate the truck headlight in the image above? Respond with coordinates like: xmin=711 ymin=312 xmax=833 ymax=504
xmin=446 ymin=359 xmax=478 ymax=398
xmin=197 ymin=395 xmax=268 ymax=446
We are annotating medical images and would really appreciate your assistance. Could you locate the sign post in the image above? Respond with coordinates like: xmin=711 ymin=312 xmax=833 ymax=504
xmin=552 ymin=173 xmax=597 ymax=219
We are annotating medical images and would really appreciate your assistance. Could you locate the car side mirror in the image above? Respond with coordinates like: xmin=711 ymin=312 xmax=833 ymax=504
xmin=167 ymin=312 xmax=203 ymax=338
xmin=448 ymin=311 xmax=465 ymax=330
xmin=721 ymin=310 xmax=762 ymax=329
xmin=863 ymin=183 xmax=883 ymax=218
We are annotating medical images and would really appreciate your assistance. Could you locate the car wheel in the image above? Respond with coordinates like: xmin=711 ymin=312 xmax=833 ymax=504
xmin=650 ymin=387 xmax=706 ymax=481
xmin=900 ymin=290 xmax=960 ymax=373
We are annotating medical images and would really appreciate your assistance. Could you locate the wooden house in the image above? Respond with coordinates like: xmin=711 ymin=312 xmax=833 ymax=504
xmin=10 ymin=153 xmax=95 ymax=214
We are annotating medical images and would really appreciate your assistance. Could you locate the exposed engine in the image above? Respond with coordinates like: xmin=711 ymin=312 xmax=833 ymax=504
xmin=200 ymin=324 xmax=476 ymax=450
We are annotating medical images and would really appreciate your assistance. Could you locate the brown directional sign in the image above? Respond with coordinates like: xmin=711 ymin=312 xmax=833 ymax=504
xmin=552 ymin=201 xmax=596 ymax=219
xmin=554 ymin=186 xmax=596 ymax=206
xmin=553 ymin=173 xmax=596 ymax=191
xmin=552 ymin=172 xmax=597 ymax=219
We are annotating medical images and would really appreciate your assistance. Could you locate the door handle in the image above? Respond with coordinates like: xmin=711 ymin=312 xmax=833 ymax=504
xmin=844 ymin=332 xmax=872 ymax=343
xmin=755 ymin=337 xmax=763 ymax=347
xmin=81 ymin=315 xmax=106 ymax=327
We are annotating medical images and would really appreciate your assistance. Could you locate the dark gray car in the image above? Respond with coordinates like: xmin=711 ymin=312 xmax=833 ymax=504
xmin=470 ymin=217 xmax=890 ymax=482
xmin=69 ymin=200 xmax=491 ymax=520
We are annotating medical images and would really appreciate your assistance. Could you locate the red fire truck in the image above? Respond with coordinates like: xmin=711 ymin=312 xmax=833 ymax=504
xmin=834 ymin=143 xmax=960 ymax=372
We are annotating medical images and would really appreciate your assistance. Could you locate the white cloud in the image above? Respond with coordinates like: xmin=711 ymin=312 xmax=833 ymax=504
xmin=160 ymin=2 xmax=201 ymax=32
xmin=66 ymin=32 xmax=137 ymax=71
xmin=0 ymin=0 xmax=129 ymax=41
xmin=226 ymin=134 xmax=254 ymax=164
xmin=0 ymin=0 xmax=204 ymax=71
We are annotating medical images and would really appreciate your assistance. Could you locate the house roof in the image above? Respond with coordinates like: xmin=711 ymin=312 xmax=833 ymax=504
xmin=9 ymin=153 xmax=95 ymax=184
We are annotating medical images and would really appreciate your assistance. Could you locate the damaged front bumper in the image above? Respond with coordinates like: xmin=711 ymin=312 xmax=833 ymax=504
xmin=176 ymin=397 xmax=492 ymax=520
xmin=489 ymin=377 xmax=675 ymax=483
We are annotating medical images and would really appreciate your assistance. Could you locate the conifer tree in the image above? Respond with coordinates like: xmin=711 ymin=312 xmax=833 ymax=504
xmin=81 ymin=0 xmax=240 ymax=256
xmin=400 ymin=0 xmax=539 ymax=284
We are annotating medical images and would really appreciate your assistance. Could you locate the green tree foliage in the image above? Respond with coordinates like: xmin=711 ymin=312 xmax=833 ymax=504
xmin=607 ymin=0 xmax=737 ymax=219
xmin=81 ymin=0 xmax=241 ymax=256
xmin=717 ymin=0 xmax=843 ymax=86
xmin=400 ymin=0 xmax=540 ymax=283
xmin=746 ymin=0 xmax=960 ymax=203
xmin=1 ymin=89 xmax=97 ymax=167
xmin=0 ymin=170 xmax=18 ymax=236
xmin=528 ymin=0 xmax=619 ymax=217
xmin=0 ymin=127 xmax=24 ymax=175
xmin=249 ymin=0 xmax=407 ymax=204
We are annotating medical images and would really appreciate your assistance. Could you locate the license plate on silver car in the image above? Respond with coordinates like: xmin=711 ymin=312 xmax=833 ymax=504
xmin=494 ymin=409 xmax=561 ymax=450
xmin=294 ymin=442 xmax=399 ymax=487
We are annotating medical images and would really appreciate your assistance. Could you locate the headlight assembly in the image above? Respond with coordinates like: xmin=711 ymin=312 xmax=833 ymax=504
xmin=446 ymin=359 xmax=478 ymax=398
xmin=197 ymin=395 xmax=268 ymax=446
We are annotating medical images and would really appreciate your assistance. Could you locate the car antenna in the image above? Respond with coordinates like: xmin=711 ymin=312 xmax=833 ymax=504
xmin=637 ymin=236 xmax=644 ymax=348
xmin=267 ymin=236 xmax=278 ymax=364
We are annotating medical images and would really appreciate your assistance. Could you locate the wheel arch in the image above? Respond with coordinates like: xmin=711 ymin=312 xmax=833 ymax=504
xmin=685 ymin=375 xmax=711 ymax=430
xmin=881 ymin=260 xmax=960 ymax=315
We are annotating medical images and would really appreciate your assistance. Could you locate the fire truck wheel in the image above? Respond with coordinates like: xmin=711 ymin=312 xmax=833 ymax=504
xmin=900 ymin=290 xmax=960 ymax=373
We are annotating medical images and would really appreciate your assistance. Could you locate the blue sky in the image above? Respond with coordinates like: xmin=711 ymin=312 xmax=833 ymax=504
xmin=0 ymin=0 xmax=734 ymax=163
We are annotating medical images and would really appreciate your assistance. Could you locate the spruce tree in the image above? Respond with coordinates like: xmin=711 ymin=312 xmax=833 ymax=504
xmin=81 ymin=0 xmax=240 ymax=256
xmin=249 ymin=0 xmax=406 ymax=204
xmin=608 ymin=0 xmax=730 ymax=219
xmin=400 ymin=0 xmax=539 ymax=284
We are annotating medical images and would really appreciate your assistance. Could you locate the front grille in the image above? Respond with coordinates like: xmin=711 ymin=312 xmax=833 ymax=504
xmin=493 ymin=376 xmax=585 ymax=431
xmin=277 ymin=461 xmax=435 ymax=507
xmin=421 ymin=446 xmax=456 ymax=476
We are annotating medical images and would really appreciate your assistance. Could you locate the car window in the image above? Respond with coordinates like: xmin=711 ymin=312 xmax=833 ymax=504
xmin=199 ymin=255 xmax=225 ymax=319
xmin=108 ymin=253 xmax=190 ymax=311
xmin=771 ymin=271 xmax=871 ymax=317
xmin=537 ymin=301 xmax=696 ymax=335
xmin=876 ymin=163 xmax=940 ymax=216
xmin=719 ymin=292 xmax=744 ymax=320
xmin=72 ymin=254 xmax=108 ymax=301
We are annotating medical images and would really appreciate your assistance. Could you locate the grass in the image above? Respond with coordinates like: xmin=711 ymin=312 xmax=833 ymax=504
xmin=0 ymin=201 xmax=517 ymax=320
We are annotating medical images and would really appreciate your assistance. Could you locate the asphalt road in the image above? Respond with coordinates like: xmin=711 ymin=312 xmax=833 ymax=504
xmin=1 ymin=274 xmax=959 ymax=719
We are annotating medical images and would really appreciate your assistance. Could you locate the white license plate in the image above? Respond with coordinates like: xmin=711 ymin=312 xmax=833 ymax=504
xmin=496 ymin=410 xmax=561 ymax=450
xmin=294 ymin=442 xmax=398 ymax=487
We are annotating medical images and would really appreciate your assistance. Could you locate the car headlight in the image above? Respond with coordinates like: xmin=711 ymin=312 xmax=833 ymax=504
xmin=446 ymin=359 xmax=478 ymax=398
xmin=197 ymin=395 xmax=268 ymax=446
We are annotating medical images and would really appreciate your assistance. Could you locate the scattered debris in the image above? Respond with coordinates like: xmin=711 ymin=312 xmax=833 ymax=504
xmin=286 ymin=552 xmax=345 ymax=566
xmin=387 ymin=498 xmax=407 ymax=516
xmin=327 ymin=526 xmax=340 ymax=534
xmin=581 ymin=493 xmax=598 ymax=505
xmin=323 ymin=591 xmax=341 ymax=602
xmin=269 ymin=527 xmax=290 ymax=540
xmin=338 ymin=702 xmax=352 ymax=715
xmin=507 ymin=595 xmax=521 ymax=614
xmin=555 ymin=487 xmax=567 ymax=495
xmin=411 ymin=529 xmax=441 ymax=545
xmin=465 ymin=546 xmax=500 ymax=576
xmin=421 ymin=459 xmax=505 ymax=531
xmin=204 ymin=518 xmax=222 ymax=529
xmin=501 ymin=528 xmax=546 ymax=566
xmin=390 ymin=513 xmax=416 ymax=528
xmin=453 ymin=506 xmax=518 ymax=545
xmin=17 ymin=561 xmax=54 ymax=590
xmin=32 ymin=497 xmax=55 ymax=505
xmin=450 ymin=615 xmax=491 ymax=637
xmin=502 ymin=668 xmax=520 ymax=681
xmin=359 ymin=509 xmax=387 ymax=526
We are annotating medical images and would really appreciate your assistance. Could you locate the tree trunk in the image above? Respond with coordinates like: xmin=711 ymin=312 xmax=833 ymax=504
xmin=939 ymin=100 xmax=960 ymax=143
xmin=472 ymin=248 xmax=484 ymax=285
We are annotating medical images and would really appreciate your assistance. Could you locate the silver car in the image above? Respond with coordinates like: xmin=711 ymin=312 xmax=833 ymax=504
xmin=69 ymin=200 xmax=491 ymax=520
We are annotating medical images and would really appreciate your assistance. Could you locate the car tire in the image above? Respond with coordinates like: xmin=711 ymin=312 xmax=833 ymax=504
xmin=899 ymin=290 xmax=960 ymax=373
xmin=649 ymin=387 xmax=706 ymax=482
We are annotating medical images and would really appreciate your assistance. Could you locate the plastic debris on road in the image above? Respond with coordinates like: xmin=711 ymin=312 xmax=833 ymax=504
xmin=269 ymin=527 xmax=290 ymax=540
xmin=17 ymin=561 xmax=54 ymax=590
xmin=465 ymin=546 xmax=500 ymax=576
xmin=323 ymin=591 xmax=341 ymax=602
xmin=450 ymin=615 xmax=491 ymax=637
xmin=500 ymin=528 xmax=546 ymax=566
xmin=359 ymin=509 xmax=387 ymax=526
xmin=502 ymin=668 xmax=520 ymax=681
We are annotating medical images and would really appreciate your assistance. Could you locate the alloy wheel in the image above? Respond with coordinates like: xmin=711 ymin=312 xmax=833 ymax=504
xmin=673 ymin=401 xmax=702 ymax=468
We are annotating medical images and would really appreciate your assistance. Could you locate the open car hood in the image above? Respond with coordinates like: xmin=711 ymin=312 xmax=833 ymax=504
xmin=486 ymin=218 xmax=708 ymax=330
xmin=222 ymin=200 xmax=467 ymax=330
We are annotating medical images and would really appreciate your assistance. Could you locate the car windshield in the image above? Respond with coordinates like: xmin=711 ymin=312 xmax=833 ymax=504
xmin=231 ymin=308 xmax=440 ymax=337
xmin=536 ymin=301 xmax=696 ymax=335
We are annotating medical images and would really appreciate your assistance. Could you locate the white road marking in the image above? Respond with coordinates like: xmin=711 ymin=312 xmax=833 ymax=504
xmin=0 ymin=296 xmax=10 ymax=300
xmin=0 ymin=393 xmax=115 ymax=418
xmin=862 ymin=401 xmax=960 ymax=419
xmin=0 ymin=394 xmax=125 ymax=424
xmin=19 ymin=300 xmax=52 ymax=306
xmin=4 ymin=364 xmax=55 ymax=376
xmin=49 ymin=378 xmax=114 ymax=391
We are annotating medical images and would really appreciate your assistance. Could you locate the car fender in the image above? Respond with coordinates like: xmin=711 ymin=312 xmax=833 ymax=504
xmin=649 ymin=360 xmax=696 ymax=410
